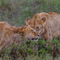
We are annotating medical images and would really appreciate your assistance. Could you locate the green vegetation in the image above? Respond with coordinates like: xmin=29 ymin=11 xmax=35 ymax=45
xmin=0 ymin=36 xmax=60 ymax=60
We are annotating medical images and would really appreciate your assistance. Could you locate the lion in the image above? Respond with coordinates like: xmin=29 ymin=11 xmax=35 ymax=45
xmin=0 ymin=26 xmax=39 ymax=51
xmin=26 ymin=12 xmax=60 ymax=41
xmin=0 ymin=22 xmax=10 ymax=40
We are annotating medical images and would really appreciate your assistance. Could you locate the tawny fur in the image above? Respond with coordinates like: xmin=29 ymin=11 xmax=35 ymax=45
xmin=0 ymin=22 xmax=10 ymax=40
xmin=26 ymin=12 xmax=60 ymax=41
xmin=0 ymin=26 xmax=38 ymax=51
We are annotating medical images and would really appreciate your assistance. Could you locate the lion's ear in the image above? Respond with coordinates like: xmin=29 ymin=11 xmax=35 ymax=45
xmin=26 ymin=17 xmax=31 ymax=25
xmin=42 ymin=17 xmax=46 ymax=21
xmin=42 ymin=13 xmax=50 ymax=22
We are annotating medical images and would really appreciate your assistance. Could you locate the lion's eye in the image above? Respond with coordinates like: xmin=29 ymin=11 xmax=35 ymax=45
xmin=31 ymin=30 xmax=34 ymax=32
xmin=36 ymin=27 xmax=39 ymax=30
xmin=42 ymin=17 xmax=46 ymax=21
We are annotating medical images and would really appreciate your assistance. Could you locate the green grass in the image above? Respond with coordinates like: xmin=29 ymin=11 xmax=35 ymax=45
xmin=0 ymin=37 xmax=60 ymax=60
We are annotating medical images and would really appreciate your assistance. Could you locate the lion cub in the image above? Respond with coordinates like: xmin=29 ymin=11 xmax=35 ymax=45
xmin=0 ymin=26 xmax=39 ymax=51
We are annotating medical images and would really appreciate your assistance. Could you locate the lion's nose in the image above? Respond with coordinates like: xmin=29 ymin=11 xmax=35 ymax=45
xmin=37 ymin=35 xmax=40 ymax=39
xmin=37 ymin=35 xmax=39 ymax=37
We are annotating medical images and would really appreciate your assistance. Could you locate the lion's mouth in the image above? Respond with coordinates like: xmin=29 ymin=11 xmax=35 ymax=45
xmin=33 ymin=39 xmax=38 ymax=42
xmin=31 ymin=37 xmax=39 ymax=42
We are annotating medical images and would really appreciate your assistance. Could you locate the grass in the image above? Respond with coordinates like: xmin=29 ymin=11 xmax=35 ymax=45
xmin=0 ymin=37 xmax=60 ymax=60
